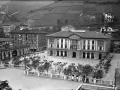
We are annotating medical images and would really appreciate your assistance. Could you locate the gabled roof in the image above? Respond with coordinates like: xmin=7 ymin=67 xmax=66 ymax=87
xmin=47 ymin=30 xmax=111 ymax=39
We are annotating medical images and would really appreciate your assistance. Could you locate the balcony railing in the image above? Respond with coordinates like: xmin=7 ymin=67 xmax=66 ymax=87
xmin=70 ymin=45 xmax=78 ymax=50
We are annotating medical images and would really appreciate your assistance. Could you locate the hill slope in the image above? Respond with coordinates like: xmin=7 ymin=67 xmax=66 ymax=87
xmin=0 ymin=1 xmax=54 ymax=22
xmin=1 ymin=0 xmax=120 ymax=27
xmin=26 ymin=1 xmax=120 ymax=27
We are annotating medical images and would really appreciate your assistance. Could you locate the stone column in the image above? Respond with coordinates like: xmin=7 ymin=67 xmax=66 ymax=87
xmin=5 ymin=51 xmax=8 ymax=58
xmin=17 ymin=49 xmax=20 ymax=56
xmin=21 ymin=49 xmax=23 ymax=55
xmin=10 ymin=50 xmax=12 ymax=58
xmin=59 ymin=51 xmax=61 ymax=56
xmin=90 ymin=53 xmax=91 ymax=59
xmin=85 ymin=52 xmax=87 ymax=58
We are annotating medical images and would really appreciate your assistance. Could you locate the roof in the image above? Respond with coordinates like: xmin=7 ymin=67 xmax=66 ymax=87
xmin=47 ymin=30 xmax=111 ymax=39
xmin=10 ymin=28 xmax=47 ymax=34
xmin=0 ymin=38 xmax=11 ymax=42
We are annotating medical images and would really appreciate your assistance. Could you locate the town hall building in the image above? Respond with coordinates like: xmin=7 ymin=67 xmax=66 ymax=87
xmin=47 ymin=27 xmax=111 ymax=60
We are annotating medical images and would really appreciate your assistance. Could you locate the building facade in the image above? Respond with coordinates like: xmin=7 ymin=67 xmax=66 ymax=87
xmin=0 ymin=38 xmax=30 ymax=63
xmin=47 ymin=30 xmax=111 ymax=60
xmin=10 ymin=29 xmax=47 ymax=52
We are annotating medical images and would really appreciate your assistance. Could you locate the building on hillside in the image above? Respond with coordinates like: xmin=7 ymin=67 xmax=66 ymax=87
xmin=47 ymin=29 xmax=111 ymax=60
xmin=2 ymin=22 xmax=21 ymax=36
xmin=10 ymin=28 xmax=47 ymax=52
xmin=100 ymin=26 xmax=118 ymax=35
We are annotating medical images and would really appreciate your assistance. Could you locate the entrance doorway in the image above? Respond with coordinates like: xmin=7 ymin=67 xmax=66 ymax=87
xmin=12 ymin=50 xmax=17 ymax=57
xmin=72 ymin=52 xmax=76 ymax=58
xmin=91 ymin=53 xmax=94 ymax=59
xmin=83 ymin=52 xmax=85 ymax=58
xmin=87 ymin=53 xmax=90 ymax=59
xmin=99 ymin=53 xmax=102 ymax=60
xmin=50 ymin=50 xmax=53 ymax=56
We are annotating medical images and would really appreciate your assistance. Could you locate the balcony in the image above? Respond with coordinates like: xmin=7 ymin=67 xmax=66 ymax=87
xmin=70 ymin=45 xmax=78 ymax=50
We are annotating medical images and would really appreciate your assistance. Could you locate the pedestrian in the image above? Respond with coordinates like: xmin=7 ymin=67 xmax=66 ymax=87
xmin=78 ymin=75 xmax=82 ymax=82
xmin=71 ymin=75 xmax=74 ymax=81
xmin=86 ymin=77 xmax=89 ymax=83
xmin=82 ymin=76 xmax=85 ymax=83
xmin=76 ymin=75 xmax=79 ymax=82
xmin=94 ymin=78 xmax=96 ymax=84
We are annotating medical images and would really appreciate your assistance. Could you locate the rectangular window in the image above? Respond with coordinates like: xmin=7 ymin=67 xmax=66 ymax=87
xmin=65 ymin=44 xmax=67 ymax=48
xmin=64 ymin=51 xmax=67 ymax=57
xmin=61 ymin=39 xmax=63 ymax=44
xmin=65 ymin=39 xmax=67 ymax=48
xmin=83 ymin=45 xmax=85 ymax=49
xmin=57 ymin=39 xmax=59 ymax=48
xmin=92 ymin=40 xmax=94 ymax=45
xmin=57 ymin=51 xmax=59 ymax=56
xmin=99 ymin=46 xmax=102 ymax=50
xmin=88 ymin=40 xmax=90 ymax=45
xmin=83 ymin=40 xmax=86 ymax=45
xmin=88 ymin=45 xmax=90 ymax=50
xmin=50 ymin=44 xmax=53 ymax=48
xmin=92 ymin=45 xmax=94 ymax=50
xmin=61 ymin=44 xmax=63 ymax=48
xmin=61 ymin=51 xmax=63 ymax=56
xmin=57 ymin=43 xmax=59 ymax=48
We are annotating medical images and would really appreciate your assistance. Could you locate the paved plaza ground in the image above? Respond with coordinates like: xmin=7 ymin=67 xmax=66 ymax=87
xmin=0 ymin=52 xmax=119 ymax=90
xmin=0 ymin=68 xmax=80 ymax=90
xmin=42 ymin=51 xmax=120 ymax=81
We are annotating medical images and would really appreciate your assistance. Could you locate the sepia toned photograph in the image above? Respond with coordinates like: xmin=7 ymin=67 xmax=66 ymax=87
xmin=0 ymin=0 xmax=120 ymax=90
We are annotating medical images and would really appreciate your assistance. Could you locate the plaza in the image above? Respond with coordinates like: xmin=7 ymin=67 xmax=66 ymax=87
xmin=0 ymin=68 xmax=80 ymax=90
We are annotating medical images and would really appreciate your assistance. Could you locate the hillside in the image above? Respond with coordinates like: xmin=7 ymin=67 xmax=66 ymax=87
xmin=1 ymin=0 xmax=120 ymax=27
xmin=26 ymin=1 xmax=120 ymax=27
xmin=0 ymin=1 xmax=54 ymax=22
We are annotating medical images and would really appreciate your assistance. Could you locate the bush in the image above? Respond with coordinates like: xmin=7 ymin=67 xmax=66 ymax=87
xmin=93 ymin=70 xmax=104 ymax=79
xmin=82 ymin=65 xmax=93 ymax=76
xmin=104 ymin=59 xmax=111 ymax=73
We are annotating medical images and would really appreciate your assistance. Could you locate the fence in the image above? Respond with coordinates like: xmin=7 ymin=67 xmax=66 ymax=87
xmin=25 ymin=70 xmax=114 ymax=87
xmin=76 ymin=83 xmax=115 ymax=90
xmin=0 ymin=63 xmax=115 ymax=87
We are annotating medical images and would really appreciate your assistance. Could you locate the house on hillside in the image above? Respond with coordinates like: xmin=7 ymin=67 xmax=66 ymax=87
xmin=2 ymin=22 xmax=21 ymax=36
xmin=100 ymin=26 xmax=118 ymax=35
xmin=47 ymin=28 xmax=111 ymax=60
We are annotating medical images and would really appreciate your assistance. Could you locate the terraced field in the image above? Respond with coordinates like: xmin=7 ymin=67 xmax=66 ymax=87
xmin=26 ymin=1 xmax=120 ymax=27
xmin=1 ymin=0 xmax=120 ymax=27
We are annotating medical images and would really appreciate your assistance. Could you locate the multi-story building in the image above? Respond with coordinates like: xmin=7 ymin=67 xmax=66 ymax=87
xmin=47 ymin=29 xmax=111 ymax=60
xmin=10 ymin=28 xmax=47 ymax=52
xmin=0 ymin=37 xmax=30 ymax=61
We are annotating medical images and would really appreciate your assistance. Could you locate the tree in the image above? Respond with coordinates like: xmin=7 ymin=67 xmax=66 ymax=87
xmin=32 ymin=60 xmax=39 ymax=70
xmin=0 ymin=29 xmax=5 ymax=38
xmin=93 ymin=70 xmax=104 ymax=79
xmin=43 ymin=62 xmax=50 ymax=73
xmin=38 ymin=65 xmax=44 ymax=72
xmin=82 ymin=65 xmax=93 ymax=76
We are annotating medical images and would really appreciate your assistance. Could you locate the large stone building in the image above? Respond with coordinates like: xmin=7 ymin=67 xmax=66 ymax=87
xmin=0 ymin=37 xmax=29 ymax=63
xmin=47 ymin=29 xmax=111 ymax=60
xmin=10 ymin=28 xmax=47 ymax=52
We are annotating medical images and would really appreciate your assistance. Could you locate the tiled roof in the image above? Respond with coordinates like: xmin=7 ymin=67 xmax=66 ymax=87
xmin=10 ymin=28 xmax=47 ymax=34
xmin=47 ymin=30 xmax=111 ymax=39
xmin=0 ymin=38 xmax=11 ymax=42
